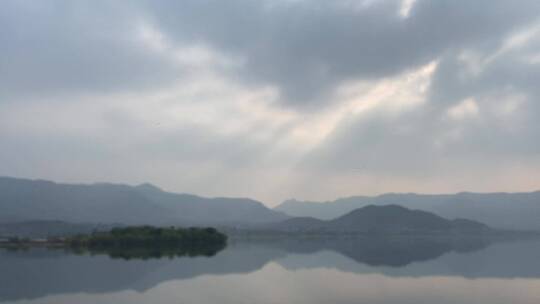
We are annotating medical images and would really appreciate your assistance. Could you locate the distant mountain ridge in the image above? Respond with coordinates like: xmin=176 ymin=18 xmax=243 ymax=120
xmin=0 ymin=177 xmax=288 ymax=226
xmin=269 ymin=205 xmax=490 ymax=234
xmin=275 ymin=191 xmax=540 ymax=230
xmin=0 ymin=221 xmax=116 ymax=238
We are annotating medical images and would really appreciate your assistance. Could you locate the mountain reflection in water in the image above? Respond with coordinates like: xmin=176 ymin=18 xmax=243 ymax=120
xmin=1 ymin=236 xmax=540 ymax=303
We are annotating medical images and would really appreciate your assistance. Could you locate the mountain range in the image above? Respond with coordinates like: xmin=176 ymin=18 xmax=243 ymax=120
xmin=1 ymin=176 xmax=539 ymax=232
xmin=0 ymin=177 xmax=288 ymax=226
xmin=275 ymin=192 xmax=540 ymax=230
xmin=266 ymin=205 xmax=490 ymax=234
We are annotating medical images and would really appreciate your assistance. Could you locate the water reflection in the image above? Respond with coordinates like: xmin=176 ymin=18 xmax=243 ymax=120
xmin=1 ymin=237 xmax=540 ymax=303
xmin=254 ymin=236 xmax=493 ymax=267
xmin=70 ymin=242 xmax=227 ymax=260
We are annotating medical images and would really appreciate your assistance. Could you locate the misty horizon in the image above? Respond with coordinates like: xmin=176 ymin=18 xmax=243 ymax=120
xmin=3 ymin=175 xmax=540 ymax=207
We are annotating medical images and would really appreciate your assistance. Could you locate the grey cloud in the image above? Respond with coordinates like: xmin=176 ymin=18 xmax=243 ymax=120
xmin=308 ymin=116 xmax=535 ymax=181
xmin=299 ymin=106 xmax=532 ymax=180
xmin=303 ymin=46 xmax=540 ymax=179
xmin=146 ymin=0 xmax=540 ymax=108
xmin=299 ymin=108 xmax=440 ymax=176
xmin=0 ymin=1 xmax=181 ymax=102
xmin=300 ymin=11 xmax=540 ymax=177
xmin=426 ymin=31 xmax=540 ymax=152
xmin=2 ymin=0 xmax=539 ymax=108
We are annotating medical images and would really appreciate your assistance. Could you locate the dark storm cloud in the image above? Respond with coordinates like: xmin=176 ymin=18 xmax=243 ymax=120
xmin=144 ymin=0 xmax=540 ymax=107
xmin=2 ymin=0 xmax=539 ymax=107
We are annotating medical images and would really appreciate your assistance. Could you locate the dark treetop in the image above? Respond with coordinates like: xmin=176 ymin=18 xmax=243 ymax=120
xmin=66 ymin=226 xmax=227 ymax=260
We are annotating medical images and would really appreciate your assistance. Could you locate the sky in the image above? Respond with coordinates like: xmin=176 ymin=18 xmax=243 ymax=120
xmin=1 ymin=0 xmax=540 ymax=206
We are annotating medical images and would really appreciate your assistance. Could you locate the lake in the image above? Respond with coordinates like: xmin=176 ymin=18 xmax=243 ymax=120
xmin=1 ymin=237 xmax=540 ymax=304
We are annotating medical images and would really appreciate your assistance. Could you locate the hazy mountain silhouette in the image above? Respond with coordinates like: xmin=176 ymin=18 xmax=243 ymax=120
xmin=0 ymin=177 xmax=287 ymax=226
xmin=269 ymin=205 xmax=490 ymax=234
xmin=275 ymin=192 xmax=540 ymax=230
xmin=0 ymin=221 xmax=116 ymax=238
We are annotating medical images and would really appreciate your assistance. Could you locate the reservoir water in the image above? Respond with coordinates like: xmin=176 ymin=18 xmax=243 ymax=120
xmin=1 ymin=237 xmax=540 ymax=304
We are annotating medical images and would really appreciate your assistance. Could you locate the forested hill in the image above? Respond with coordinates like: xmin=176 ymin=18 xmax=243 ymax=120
xmin=269 ymin=205 xmax=490 ymax=234
xmin=275 ymin=191 xmax=540 ymax=230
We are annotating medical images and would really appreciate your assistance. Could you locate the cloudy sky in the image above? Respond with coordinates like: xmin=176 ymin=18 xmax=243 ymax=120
xmin=1 ymin=0 xmax=540 ymax=205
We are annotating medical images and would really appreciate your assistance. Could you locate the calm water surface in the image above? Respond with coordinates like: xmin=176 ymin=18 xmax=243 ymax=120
xmin=1 ymin=237 xmax=540 ymax=304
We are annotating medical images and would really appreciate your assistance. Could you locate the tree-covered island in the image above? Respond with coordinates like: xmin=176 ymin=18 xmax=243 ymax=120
xmin=66 ymin=226 xmax=227 ymax=259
